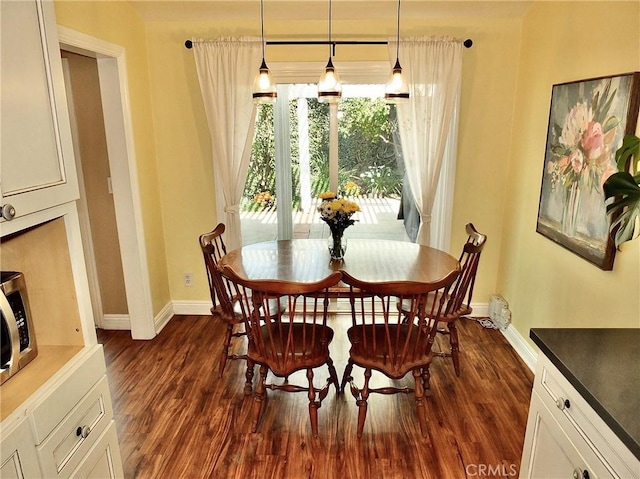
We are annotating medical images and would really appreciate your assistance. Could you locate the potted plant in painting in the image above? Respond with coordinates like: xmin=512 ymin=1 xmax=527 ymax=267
xmin=604 ymin=134 xmax=640 ymax=247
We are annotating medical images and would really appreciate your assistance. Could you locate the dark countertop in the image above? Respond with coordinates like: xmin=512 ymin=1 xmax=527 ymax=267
xmin=530 ymin=328 xmax=640 ymax=461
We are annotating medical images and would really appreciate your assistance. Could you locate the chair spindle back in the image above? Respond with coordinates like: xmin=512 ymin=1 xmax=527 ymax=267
xmin=342 ymin=271 xmax=458 ymax=378
xmin=199 ymin=223 xmax=235 ymax=317
xmin=444 ymin=223 xmax=487 ymax=318
xmin=221 ymin=267 xmax=342 ymax=377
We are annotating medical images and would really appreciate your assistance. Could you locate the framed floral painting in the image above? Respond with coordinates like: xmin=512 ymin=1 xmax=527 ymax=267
xmin=536 ymin=72 xmax=640 ymax=270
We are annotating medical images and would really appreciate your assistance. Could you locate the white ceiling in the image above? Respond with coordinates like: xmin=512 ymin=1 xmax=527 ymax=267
xmin=126 ymin=0 xmax=535 ymax=22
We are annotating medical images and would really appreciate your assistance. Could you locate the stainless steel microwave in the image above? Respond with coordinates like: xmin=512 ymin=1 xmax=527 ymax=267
xmin=1 ymin=271 xmax=38 ymax=385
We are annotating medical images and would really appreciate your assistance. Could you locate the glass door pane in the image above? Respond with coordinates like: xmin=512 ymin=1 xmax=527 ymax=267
xmin=336 ymin=86 xmax=409 ymax=241
xmin=241 ymin=100 xmax=277 ymax=244
xmin=289 ymin=85 xmax=330 ymax=239
xmin=241 ymin=83 xmax=409 ymax=245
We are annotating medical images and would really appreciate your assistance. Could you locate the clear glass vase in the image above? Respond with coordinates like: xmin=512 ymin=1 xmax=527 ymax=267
xmin=561 ymin=182 xmax=582 ymax=237
xmin=328 ymin=230 xmax=347 ymax=261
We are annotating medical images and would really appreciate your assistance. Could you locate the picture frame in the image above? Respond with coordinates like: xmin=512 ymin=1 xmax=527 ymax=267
xmin=536 ymin=72 xmax=640 ymax=270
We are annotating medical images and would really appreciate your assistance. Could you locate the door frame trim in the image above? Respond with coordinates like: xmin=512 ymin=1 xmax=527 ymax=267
xmin=58 ymin=27 xmax=156 ymax=340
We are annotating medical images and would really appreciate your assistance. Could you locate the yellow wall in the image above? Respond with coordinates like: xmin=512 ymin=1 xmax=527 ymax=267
xmin=143 ymin=16 xmax=523 ymax=303
xmin=54 ymin=1 xmax=171 ymax=316
xmin=500 ymin=1 xmax=640 ymax=347
xmin=53 ymin=1 xmax=640 ymax=342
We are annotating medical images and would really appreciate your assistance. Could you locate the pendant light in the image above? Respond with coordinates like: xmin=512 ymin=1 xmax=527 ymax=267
xmin=253 ymin=0 xmax=276 ymax=104
xmin=317 ymin=0 xmax=341 ymax=103
xmin=385 ymin=0 xmax=409 ymax=103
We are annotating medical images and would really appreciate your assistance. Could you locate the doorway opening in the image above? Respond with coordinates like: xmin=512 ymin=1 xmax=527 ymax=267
xmin=58 ymin=28 xmax=156 ymax=340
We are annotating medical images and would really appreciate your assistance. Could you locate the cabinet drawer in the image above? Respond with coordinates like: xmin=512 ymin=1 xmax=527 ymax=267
xmin=70 ymin=421 xmax=124 ymax=479
xmin=537 ymin=357 xmax=595 ymax=435
xmin=36 ymin=376 xmax=113 ymax=478
xmin=522 ymin=391 xmax=615 ymax=479
xmin=28 ymin=346 xmax=106 ymax=444
xmin=535 ymin=355 xmax=638 ymax=478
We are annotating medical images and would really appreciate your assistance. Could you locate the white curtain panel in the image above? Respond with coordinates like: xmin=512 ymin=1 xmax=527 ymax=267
xmin=389 ymin=37 xmax=463 ymax=247
xmin=193 ymin=37 xmax=262 ymax=250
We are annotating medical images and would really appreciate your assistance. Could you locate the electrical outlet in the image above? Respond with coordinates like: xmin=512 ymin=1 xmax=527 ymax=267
xmin=183 ymin=272 xmax=193 ymax=287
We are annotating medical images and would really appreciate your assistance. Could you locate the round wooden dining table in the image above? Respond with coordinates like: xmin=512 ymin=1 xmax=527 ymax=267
xmin=219 ymin=239 xmax=460 ymax=291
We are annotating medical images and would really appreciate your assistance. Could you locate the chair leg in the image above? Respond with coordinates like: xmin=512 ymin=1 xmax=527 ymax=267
xmin=307 ymin=369 xmax=319 ymax=438
xmin=219 ymin=323 xmax=234 ymax=377
xmin=243 ymin=359 xmax=255 ymax=396
xmin=413 ymin=369 xmax=428 ymax=437
xmin=355 ymin=368 xmax=371 ymax=439
xmin=421 ymin=366 xmax=432 ymax=396
xmin=326 ymin=357 xmax=340 ymax=392
xmin=340 ymin=359 xmax=354 ymax=393
xmin=251 ymin=365 xmax=268 ymax=433
xmin=448 ymin=321 xmax=461 ymax=377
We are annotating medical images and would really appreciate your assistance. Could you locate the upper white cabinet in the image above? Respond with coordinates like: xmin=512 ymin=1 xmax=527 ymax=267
xmin=0 ymin=0 xmax=78 ymax=222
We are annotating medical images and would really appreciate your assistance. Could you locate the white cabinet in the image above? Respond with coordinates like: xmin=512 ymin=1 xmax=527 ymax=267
xmin=70 ymin=422 xmax=122 ymax=479
xmin=0 ymin=0 xmax=79 ymax=222
xmin=520 ymin=353 xmax=639 ymax=479
xmin=30 ymin=346 xmax=124 ymax=479
xmin=0 ymin=417 xmax=41 ymax=479
xmin=522 ymin=391 xmax=615 ymax=479
xmin=0 ymin=1 xmax=123 ymax=477
xmin=1 ymin=338 xmax=124 ymax=479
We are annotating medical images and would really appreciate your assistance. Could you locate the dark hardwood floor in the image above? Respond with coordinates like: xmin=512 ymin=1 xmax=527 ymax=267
xmin=98 ymin=312 xmax=533 ymax=479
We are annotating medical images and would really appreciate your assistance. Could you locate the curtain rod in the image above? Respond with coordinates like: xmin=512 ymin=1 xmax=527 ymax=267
xmin=184 ymin=38 xmax=473 ymax=49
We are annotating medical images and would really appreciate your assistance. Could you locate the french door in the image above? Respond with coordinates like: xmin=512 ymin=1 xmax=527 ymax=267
xmin=243 ymin=82 xmax=408 ymax=243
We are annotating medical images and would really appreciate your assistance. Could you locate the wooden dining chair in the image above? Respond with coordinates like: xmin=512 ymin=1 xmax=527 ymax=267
xmin=439 ymin=223 xmax=487 ymax=374
xmin=340 ymin=269 xmax=458 ymax=438
xmin=220 ymin=265 xmax=342 ymax=438
xmin=399 ymin=223 xmax=487 ymax=376
xmin=199 ymin=223 xmax=254 ymax=395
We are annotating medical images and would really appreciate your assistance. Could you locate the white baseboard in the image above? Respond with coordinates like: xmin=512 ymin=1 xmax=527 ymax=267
xmin=154 ymin=302 xmax=175 ymax=334
xmin=469 ymin=302 xmax=489 ymax=318
xmin=101 ymin=314 xmax=130 ymax=330
xmin=171 ymin=300 xmax=212 ymax=316
xmin=469 ymin=302 xmax=537 ymax=373
xmin=100 ymin=302 xmax=209 ymax=337
xmin=500 ymin=323 xmax=537 ymax=372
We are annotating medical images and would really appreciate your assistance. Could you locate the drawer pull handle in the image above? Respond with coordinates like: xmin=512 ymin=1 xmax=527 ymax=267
xmin=572 ymin=468 xmax=590 ymax=479
xmin=1 ymin=204 xmax=16 ymax=221
xmin=556 ymin=397 xmax=571 ymax=410
xmin=76 ymin=425 xmax=91 ymax=439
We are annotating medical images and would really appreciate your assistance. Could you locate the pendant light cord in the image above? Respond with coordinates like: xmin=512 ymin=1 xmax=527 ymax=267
xmin=260 ymin=0 xmax=266 ymax=59
xmin=328 ymin=0 xmax=333 ymax=57
xmin=395 ymin=0 xmax=401 ymax=60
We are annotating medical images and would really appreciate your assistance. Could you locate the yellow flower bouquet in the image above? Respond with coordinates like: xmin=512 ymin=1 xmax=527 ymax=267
xmin=317 ymin=192 xmax=360 ymax=260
